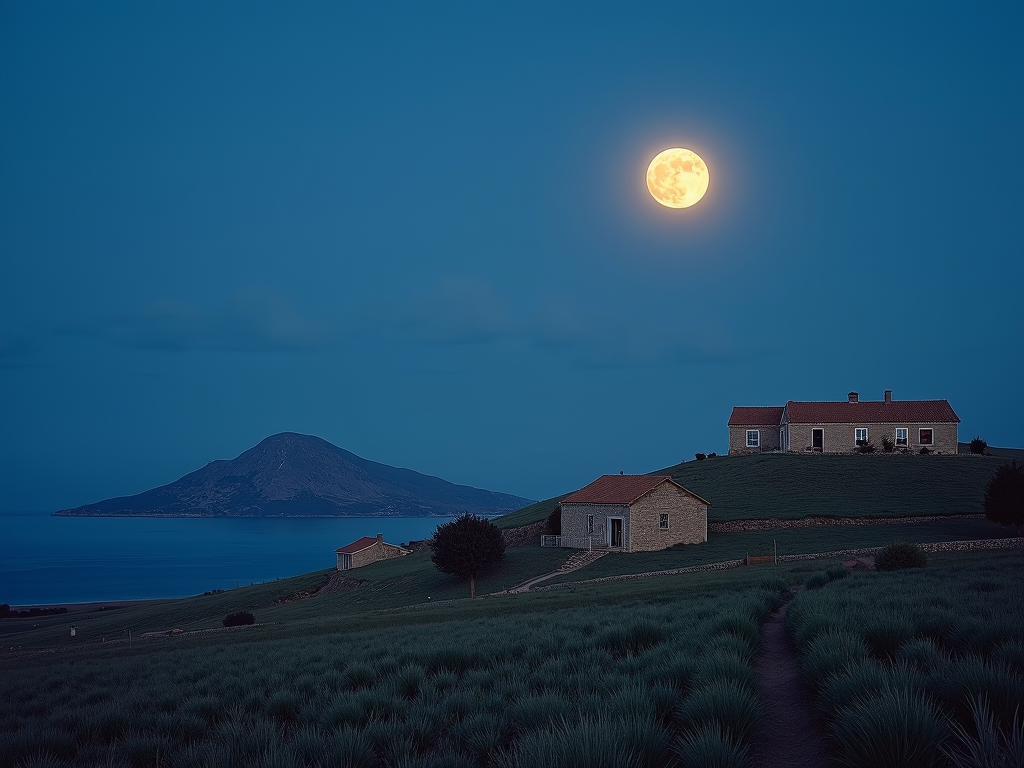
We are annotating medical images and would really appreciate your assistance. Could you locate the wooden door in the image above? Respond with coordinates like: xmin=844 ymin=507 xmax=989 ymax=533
xmin=812 ymin=428 xmax=824 ymax=452
xmin=610 ymin=518 xmax=623 ymax=548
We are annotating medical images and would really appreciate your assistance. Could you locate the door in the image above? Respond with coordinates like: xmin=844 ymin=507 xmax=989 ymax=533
xmin=610 ymin=518 xmax=624 ymax=548
xmin=812 ymin=428 xmax=824 ymax=452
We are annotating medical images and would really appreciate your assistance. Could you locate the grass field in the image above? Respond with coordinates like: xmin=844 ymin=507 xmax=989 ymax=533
xmin=786 ymin=549 xmax=1024 ymax=766
xmin=496 ymin=452 xmax=1012 ymax=529
xmin=541 ymin=517 xmax=1016 ymax=585
xmin=3 ymin=539 xmax=1021 ymax=767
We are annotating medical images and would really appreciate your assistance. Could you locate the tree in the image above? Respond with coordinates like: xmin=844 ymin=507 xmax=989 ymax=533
xmin=969 ymin=436 xmax=988 ymax=455
xmin=430 ymin=513 xmax=506 ymax=598
xmin=984 ymin=461 xmax=1024 ymax=536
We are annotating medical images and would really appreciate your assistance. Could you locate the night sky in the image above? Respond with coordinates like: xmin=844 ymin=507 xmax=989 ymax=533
xmin=2 ymin=3 xmax=1021 ymax=512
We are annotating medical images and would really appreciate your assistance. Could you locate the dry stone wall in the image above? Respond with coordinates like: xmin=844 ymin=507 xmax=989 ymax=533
xmin=710 ymin=513 xmax=985 ymax=533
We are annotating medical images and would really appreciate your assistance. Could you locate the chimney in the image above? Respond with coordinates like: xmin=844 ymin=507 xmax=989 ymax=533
xmin=376 ymin=533 xmax=383 ymax=543
xmin=884 ymin=390 xmax=892 ymax=404
xmin=848 ymin=392 xmax=859 ymax=403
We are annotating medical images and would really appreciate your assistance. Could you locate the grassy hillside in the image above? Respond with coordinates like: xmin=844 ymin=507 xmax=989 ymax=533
xmin=496 ymin=452 xmax=1011 ymax=529
xmin=2 ymin=549 xmax=1021 ymax=768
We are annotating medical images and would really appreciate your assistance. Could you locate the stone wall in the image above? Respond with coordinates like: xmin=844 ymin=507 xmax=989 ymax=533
xmin=729 ymin=424 xmax=781 ymax=455
xmin=501 ymin=520 xmax=547 ymax=548
xmin=710 ymin=513 xmax=985 ymax=534
xmin=787 ymin=421 xmax=958 ymax=454
xmin=630 ymin=483 xmax=708 ymax=550
xmin=561 ymin=502 xmax=629 ymax=548
xmin=351 ymin=540 xmax=408 ymax=568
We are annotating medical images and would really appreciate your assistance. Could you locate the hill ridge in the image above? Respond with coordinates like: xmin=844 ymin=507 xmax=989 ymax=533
xmin=54 ymin=432 xmax=533 ymax=518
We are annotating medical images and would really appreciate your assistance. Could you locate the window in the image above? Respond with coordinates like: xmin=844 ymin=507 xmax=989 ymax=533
xmin=746 ymin=430 xmax=760 ymax=447
xmin=919 ymin=428 xmax=933 ymax=446
xmin=895 ymin=428 xmax=908 ymax=446
xmin=659 ymin=513 xmax=669 ymax=529
xmin=586 ymin=514 xmax=594 ymax=534
xmin=855 ymin=427 xmax=868 ymax=444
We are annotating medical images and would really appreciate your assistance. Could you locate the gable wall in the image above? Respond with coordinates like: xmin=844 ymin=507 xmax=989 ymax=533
xmin=629 ymin=483 xmax=708 ymax=551
xmin=729 ymin=424 xmax=782 ymax=455
xmin=561 ymin=502 xmax=629 ymax=547
xmin=350 ymin=541 xmax=407 ymax=568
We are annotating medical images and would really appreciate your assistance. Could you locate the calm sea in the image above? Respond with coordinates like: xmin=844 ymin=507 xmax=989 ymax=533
xmin=0 ymin=512 xmax=453 ymax=606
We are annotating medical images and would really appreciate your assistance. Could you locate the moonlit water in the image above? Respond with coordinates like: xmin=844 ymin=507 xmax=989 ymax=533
xmin=0 ymin=512 xmax=454 ymax=605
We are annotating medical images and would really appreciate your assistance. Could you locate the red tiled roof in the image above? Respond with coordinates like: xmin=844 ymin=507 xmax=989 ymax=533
xmin=728 ymin=406 xmax=785 ymax=427
xmin=562 ymin=475 xmax=708 ymax=506
xmin=785 ymin=399 xmax=960 ymax=424
xmin=334 ymin=536 xmax=380 ymax=554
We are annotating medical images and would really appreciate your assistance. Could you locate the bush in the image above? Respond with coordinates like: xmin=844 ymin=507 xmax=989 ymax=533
xmin=983 ymin=461 xmax=1024 ymax=536
xmin=875 ymin=541 xmax=927 ymax=571
xmin=546 ymin=505 xmax=561 ymax=535
xmin=676 ymin=680 xmax=762 ymax=748
xmin=222 ymin=611 xmax=255 ymax=627
xmin=695 ymin=453 xmax=707 ymax=461
xmin=969 ymin=436 xmax=988 ymax=455
xmin=857 ymin=440 xmax=876 ymax=454
xmin=919 ymin=447 xmax=930 ymax=455
xmin=829 ymin=686 xmax=946 ymax=768
xmin=881 ymin=436 xmax=895 ymax=453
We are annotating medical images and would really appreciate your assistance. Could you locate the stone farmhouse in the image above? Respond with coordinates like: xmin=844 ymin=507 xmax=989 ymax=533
xmin=550 ymin=475 xmax=709 ymax=552
xmin=334 ymin=533 xmax=410 ymax=570
xmin=728 ymin=390 xmax=960 ymax=455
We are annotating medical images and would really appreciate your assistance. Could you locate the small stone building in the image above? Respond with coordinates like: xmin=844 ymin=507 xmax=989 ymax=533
xmin=559 ymin=475 xmax=708 ymax=552
xmin=729 ymin=390 xmax=960 ymax=455
xmin=334 ymin=533 xmax=410 ymax=570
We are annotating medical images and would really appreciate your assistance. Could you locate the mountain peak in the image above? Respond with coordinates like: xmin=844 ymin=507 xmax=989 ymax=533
xmin=55 ymin=434 xmax=533 ymax=518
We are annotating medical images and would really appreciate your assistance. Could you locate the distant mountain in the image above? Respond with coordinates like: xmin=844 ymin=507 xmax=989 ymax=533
xmin=54 ymin=433 xmax=534 ymax=518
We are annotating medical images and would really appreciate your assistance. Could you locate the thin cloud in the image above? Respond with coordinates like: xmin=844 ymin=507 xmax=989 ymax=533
xmin=82 ymin=288 xmax=333 ymax=352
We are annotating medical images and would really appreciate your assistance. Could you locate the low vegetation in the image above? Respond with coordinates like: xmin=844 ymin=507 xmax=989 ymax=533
xmin=497 ymin=452 xmax=1012 ymax=529
xmin=786 ymin=551 xmax=1024 ymax=767
xmin=0 ymin=565 xmax=793 ymax=768
xmin=874 ymin=541 xmax=928 ymax=571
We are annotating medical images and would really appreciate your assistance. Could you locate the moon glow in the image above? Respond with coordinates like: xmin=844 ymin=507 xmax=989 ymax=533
xmin=646 ymin=148 xmax=709 ymax=208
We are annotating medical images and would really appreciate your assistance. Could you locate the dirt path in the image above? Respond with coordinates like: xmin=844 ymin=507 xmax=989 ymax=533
xmin=752 ymin=604 xmax=831 ymax=768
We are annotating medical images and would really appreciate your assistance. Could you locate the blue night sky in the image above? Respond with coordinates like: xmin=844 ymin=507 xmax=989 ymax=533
xmin=1 ymin=3 xmax=1022 ymax=512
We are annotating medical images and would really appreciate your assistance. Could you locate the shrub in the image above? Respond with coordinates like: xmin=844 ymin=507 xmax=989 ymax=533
xmin=545 ymin=505 xmax=561 ymax=535
xmin=800 ymin=630 xmax=870 ymax=688
xmin=857 ymin=440 xmax=876 ymax=454
xmin=676 ymin=680 xmax=762 ymax=748
xmin=943 ymin=695 xmax=1024 ymax=768
xmin=695 ymin=453 xmax=707 ymax=461
xmin=708 ymin=452 xmax=718 ymax=458
xmin=829 ymin=687 xmax=946 ymax=768
xmin=600 ymin=619 xmax=669 ymax=658
xmin=881 ymin=436 xmax=895 ymax=453
xmin=875 ymin=541 xmax=927 ymax=571
xmin=673 ymin=722 xmax=753 ymax=768
xmin=863 ymin=611 xmax=915 ymax=660
xmin=222 ymin=611 xmax=255 ymax=627
xmin=919 ymin=447 xmax=931 ymax=455
xmin=983 ymin=461 xmax=1024 ymax=536
xmin=805 ymin=572 xmax=830 ymax=591
xmin=969 ymin=436 xmax=988 ymax=455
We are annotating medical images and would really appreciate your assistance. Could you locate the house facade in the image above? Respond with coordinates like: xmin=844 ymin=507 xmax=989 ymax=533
xmin=334 ymin=533 xmax=410 ymax=570
xmin=728 ymin=391 xmax=960 ymax=455
xmin=556 ymin=475 xmax=708 ymax=552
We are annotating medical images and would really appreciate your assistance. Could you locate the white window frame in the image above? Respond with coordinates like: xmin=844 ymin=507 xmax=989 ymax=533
xmin=746 ymin=429 xmax=760 ymax=448
xmin=919 ymin=428 xmax=934 ymax=446
xmin=659 ymin=513 xmax=669 ymax=529
xmin=855 ymin=427 xmax=868 ymax=444
xmin=895 ymin=427 xmax=908 ymax=446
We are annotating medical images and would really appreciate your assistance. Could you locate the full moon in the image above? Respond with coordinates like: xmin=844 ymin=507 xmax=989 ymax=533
xmin=646 ymin=148 xmax=709 ymax=208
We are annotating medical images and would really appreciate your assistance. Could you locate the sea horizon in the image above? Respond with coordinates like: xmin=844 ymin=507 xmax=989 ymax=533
xmin=0 ymin=511 xmax=455 ymax=606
